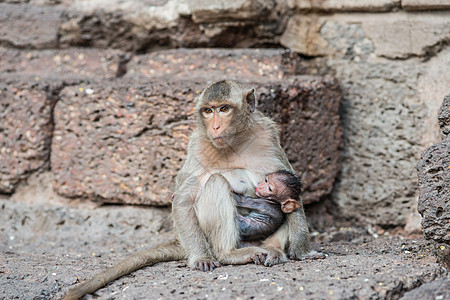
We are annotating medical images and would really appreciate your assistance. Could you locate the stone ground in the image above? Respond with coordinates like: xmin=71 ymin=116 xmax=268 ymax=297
xmin=1 ymin=196 xmax=448 ymax=300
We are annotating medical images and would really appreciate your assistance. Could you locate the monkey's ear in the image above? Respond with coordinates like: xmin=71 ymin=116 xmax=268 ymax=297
xmin=244 ymin=89 xmax=257 ymax=113
xmin=280 ymin=199 xmax=301 ymax=213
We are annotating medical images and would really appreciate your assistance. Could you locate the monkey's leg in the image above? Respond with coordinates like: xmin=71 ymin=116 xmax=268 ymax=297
xmin=196 ymin=174 xmax=267 ymax=266
xmin=258 ymin=222 xmax=288 ymax=267
xmin=63 ymin=240 xmax=185 ymax=300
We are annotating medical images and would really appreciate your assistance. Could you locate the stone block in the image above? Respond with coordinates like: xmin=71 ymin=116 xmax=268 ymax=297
xmin=0 ymin=81 xmax=56 ymax=193
xmin=0 ymin=47 xmax=126 ymax=81
xmin=58 ymin=0 xmax=191 ymax=51
xmin=280 ymin=15 xmax=330 ymax=57
xmin=126 ymin=48 xmax=296 ymax=82
xmin=418 ymin=94 xmax=450 ymax=244
xmin=439 ymin=94 xmax=450 ymax=139
xmin=402 ymin=278 xmax=450 ymax=300
xmin=58 ymin=0 xmax=281 ymax=51
xmin=51 ymin=80 xmax=199 ymax=206
xmin=190 ymin=0 xmax=274 ymax=23
xmin=417 ymin=140 xmax=450 ymax=244
xmin=295 ymin=0 xmax=399 ymax=12
xmin=51 ymin=74 xmax=341 ymax=206
xmin=281 ymin=12 xmax=450 ymax=59
xmin=362 ymin=12 xmax=450 ymax=59
xmin=0 ymin=3 xmax=61 ymax=48
xmin=402 ymin=0 xmax=450 ymax=11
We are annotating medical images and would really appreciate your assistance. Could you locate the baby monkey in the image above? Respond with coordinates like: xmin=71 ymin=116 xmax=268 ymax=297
xmin=235 ymin=170 xmax=302 ymax=243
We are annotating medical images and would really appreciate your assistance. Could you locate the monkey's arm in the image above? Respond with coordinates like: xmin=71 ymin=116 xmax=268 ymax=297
xmin=172 ymin=175 xmax=220 ymax=272
xmin=272 ymin=146 xmax=312 ymax=259
xmin=286 ymin=208 xmax=311 ymax=259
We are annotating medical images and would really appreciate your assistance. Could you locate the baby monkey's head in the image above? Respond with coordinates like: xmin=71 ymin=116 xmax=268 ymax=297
xmin=255 ymin=170 xmax=302 ymax=213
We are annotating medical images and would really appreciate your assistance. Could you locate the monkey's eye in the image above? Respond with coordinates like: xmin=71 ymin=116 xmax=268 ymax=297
xmin=203 ymin=108 xmax=213 ymax=114
xmin=219 ymin=106 xmax=230 ymax=113
xmin=265 ymin=177 xmax=268 ymax=183
xmin=268 ymin=186 xmax=273 ymax=192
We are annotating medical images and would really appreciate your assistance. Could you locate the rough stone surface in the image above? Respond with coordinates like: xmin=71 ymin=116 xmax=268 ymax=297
xmin=0 ymin=0 xmax=285 ymax=51
xmin=0 ymin=80 xmax=57 ymax=193
xmin=330 ymin=59 xmax=428 ymax=226
xmin=51 ymin=71 xmax=342 ymax=205
xmin=0 ymin=47 xmax=342 ymax=205
xmin=279 ymin=14 xmax=450 ymax=227
xmin=0 ymin=199 xmax=447 ymax=299
xmin=0 ymin=47 xmax=126 ymax=81
xmin=362 ymin=12 xmax=450 ymax=59
xmin=281 ymin=12 xmax=450 ymax=59
xmin=417 ymin=140 xmax=450 ymax=244
xmin=417 ymin=50 xmax=450 ymax=148
xmin=280 ymin=15 xmax=330 ymax=57
xmin=296 ymin=0 xmax=400 ymax=12
xmin=417 ymin=94 xmax=450 ymax=245
xmin=0 ymin=47 xmax=128 ymax=194
xmin=401 ymin=277 xmax=450 ymax=300
xmin=126 ymin=48 xmax=294 ymax=82
xmin=439 ymin=94 xmax=450 ymax=139
xmin=57 ymin=0 xmax=284 ymax=51
xmin=0 ymin=3 xmax=61 ymax=48
xmin=51 ymin=80 xmax=198 ymax=206
xmin=402 ymin=0 xmax=450 ymax=11
xmin=190 ymin=0 xmax=274 ymax=23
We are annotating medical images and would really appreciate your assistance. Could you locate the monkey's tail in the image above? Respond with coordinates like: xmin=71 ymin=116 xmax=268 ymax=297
xmin=62 ymin=240 xmax=185 ymax=300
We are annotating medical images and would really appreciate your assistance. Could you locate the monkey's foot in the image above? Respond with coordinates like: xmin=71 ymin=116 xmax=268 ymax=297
xmin=289 ymin=250 xmax=327 ymax=261
xmin=264 ymin=249 xmax=287 ymax=267
xmin=194 ymin=259 xmax=221 ymax=272
xmin=250 ymin=251 xmax=268 ymax=265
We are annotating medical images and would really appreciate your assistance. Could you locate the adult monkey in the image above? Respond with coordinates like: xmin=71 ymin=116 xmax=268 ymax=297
xmin=63 ymin=80 xmax=311 ymax=299
xmin=174 ymin=79 xmax=310 ymax=270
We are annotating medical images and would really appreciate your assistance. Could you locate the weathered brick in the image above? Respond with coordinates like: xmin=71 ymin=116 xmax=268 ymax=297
xmin=417 ymin=140 xmax=450 ymax=244
xmin=0 ymin=4 xmax=61 ymax=48
xmin=402 ymin=0 xmax=450 ymax=11
xmin=295 ymin=0 xmax=399 ymax=12
xmin=0 ymin=81 xmax=56 ymax=193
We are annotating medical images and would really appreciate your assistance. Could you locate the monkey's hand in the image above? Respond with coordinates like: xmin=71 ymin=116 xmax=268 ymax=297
xmin=263 ymin=246 xmax=287 ymax=267
xmin=250 ymin=249 xmax=268 ymax=265
xmin=194 ymin=257 xmax=222 ymax=272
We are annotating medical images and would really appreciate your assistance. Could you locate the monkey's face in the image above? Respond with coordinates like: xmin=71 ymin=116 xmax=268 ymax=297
xmin=200 ymin=103 xmax=236 ymax=148
xmin=255 ymin=174 xmax=284 ymax=199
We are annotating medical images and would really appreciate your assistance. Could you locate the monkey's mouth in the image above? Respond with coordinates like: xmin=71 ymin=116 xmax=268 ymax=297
xmin=210 ymin=134 xmax=235 ymax=148
xmin=212 ymin=135 xmax=231 ymax=144
xmin=212 ymin=135 xmax=229 ymax=140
